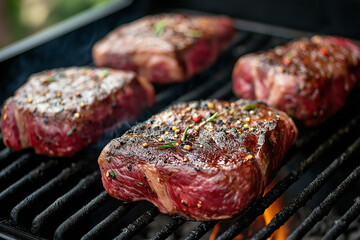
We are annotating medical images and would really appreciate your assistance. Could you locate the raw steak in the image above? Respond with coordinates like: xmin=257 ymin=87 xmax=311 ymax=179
xmin=232 ymin=35 xmax=360 ymax=126
xmin=1 ymin=67 xmax=155 ymax=157
xmin=98 ymin=99 xmax=298 ymax=220
xmin=93 ymin=13 xmax=235 ymax=83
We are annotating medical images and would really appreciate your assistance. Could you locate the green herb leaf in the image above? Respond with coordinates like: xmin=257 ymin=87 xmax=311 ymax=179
xmin=181 ymin=126 xmax=190 ymax=142
xmin=154 ymin=19 xmax=170 ymax=35
xmin=243 ymin=104 xmax=257 ymax=111
xmin=102 ymin=71 xmax=110 ymax=77
xmin=108 ymin=170 xmax=115 ymax=178
xmin=156 ymin=141 xmax=177 ymax=148
xmin=187 ymin=30 xmax=202 ymax=38
xmin=47 ymin=76 xmax=57 ymax=82
xmin=199 ymin=109 xmax=230 ymax=128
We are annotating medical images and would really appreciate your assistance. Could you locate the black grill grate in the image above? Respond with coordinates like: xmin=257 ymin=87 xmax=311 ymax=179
xmin=1 ymin=4 xmax=360 ymax=240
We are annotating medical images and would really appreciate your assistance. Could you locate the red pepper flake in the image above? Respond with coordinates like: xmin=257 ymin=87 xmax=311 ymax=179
xmin=75 ymin=92 xmax=82 ymax=97
xmin=192 ymin=115 xmax=201 ymax=123
xmin=283 ymin=58 xmax=291 ymax=66
xmin=320 ymin=48 xmax=328 ymax=56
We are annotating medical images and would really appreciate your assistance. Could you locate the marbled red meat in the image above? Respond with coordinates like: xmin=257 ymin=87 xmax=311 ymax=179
xmin=1 ymin=67 xmax=155 ymax=157
xmin=232 ymin=35 xmax=360 ymax=126
xmin=93 ymin=13 xmax=235 ymax=83
xmin=98 ymin=99 xmax=297 ymax=220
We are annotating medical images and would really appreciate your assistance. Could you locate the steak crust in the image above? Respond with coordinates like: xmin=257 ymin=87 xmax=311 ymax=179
xmin=98 ymin=99 xmax=297 ymax=220
xmin=1 ymin=67 xmax=155 ymax=157
xmin=232 ymin=35 xmax=360 ymax=126
xmin=93 ymin=13 xmax=235 ymax=83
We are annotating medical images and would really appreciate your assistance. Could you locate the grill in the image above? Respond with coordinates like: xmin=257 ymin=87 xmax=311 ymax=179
xmin=1 ymin=1 xmax=360 ymax=239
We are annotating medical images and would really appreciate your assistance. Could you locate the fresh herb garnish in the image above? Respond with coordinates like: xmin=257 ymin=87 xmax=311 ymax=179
xmin=181 ymin=126 xmax=190 ymax=142
xmin=198 ymin=109 xmax=230 ymax=128
xmin=98 ymin=71 xmax=110 ymax=79
xmin=102 ymin=71 xmax=110 ymax=77
xmin=187 ymin=30 xmax=202 ymax=38
xmin=47 ymin=76 xmax=57 ymax=83
xmin=243 ymin=104 xmax=257 ymax=111
xmin=156 ymin=141 xmax=177 ymax=148
xmin=154 ymin=19 xmax=170 ymax=35
xmin=107 ymin=170 xmax=115 ymax=178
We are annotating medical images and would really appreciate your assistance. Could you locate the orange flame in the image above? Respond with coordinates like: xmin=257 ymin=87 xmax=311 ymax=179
xmin=209 ymin=179 xmax=290 ymax=239
xmin=262 ymin=183 xmax=289 ymax=240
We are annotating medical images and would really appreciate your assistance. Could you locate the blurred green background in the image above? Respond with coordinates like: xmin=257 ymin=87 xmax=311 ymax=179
xmin=0 ymin=0 xmax=115 ymax=49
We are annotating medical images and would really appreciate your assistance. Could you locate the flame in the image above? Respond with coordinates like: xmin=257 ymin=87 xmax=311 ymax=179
xmin=209 ymin=179 xmax=290 ymax=239
xmin=209 ymin=223 xmax=220 ymax=240
xmin=262 ymin=183 xmax=289 ymax=240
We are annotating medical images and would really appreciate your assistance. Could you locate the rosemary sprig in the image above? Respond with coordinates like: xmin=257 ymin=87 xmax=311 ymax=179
xmin=181 ymin=109 xmax=230 ymax=142
xmin=181 ymin=126 xmax=190 ymax=142
xmin=156 ymin=141 xmax=177 ymax=148
xmin=198 ymin=109 xmax=230 ymax=128
xmin=154 ymin=19 xmax=170 ymax=35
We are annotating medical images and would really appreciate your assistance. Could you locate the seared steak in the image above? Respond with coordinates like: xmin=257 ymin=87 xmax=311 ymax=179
xmin=98 ymin=99 xmax=298 ymax=220
xmin=1 ymin=67 xmax=155 ymax=157
xmin=93 ymin=13 xmax=235 ymax=84
xmin=232 ymin=35 xmax=360 ymax=126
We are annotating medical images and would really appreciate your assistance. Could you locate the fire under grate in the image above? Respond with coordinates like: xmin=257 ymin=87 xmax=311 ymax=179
xmin=1 ymin=3 xmax=360 ymax=240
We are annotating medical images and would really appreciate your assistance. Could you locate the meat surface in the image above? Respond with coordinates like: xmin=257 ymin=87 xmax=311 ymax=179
xmin=93 ymin=13 xmax=235 ymax=84
xmin=1 ymin=67 xmax=155 ymax=157
xmin=232 ymin=35 xmax=360 ymax=126
xmin=98 ymin=99 xmax=298 ymax=220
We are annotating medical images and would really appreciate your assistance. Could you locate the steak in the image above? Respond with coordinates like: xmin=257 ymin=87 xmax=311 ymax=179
xmin=93 ymin=13 xmax=235 ymax=84
xmin=1 ymin=67 xmax=155 ymax=157
xmin=232 ymin=35 xmax=360 ymax=126
xmin=98 ymin=99 xmax=298 ymax=220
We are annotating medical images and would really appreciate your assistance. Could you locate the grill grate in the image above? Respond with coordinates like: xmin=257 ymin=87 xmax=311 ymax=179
xmin=1 ymin=6 xmax=360 ymax=240
xmin=324 ymin=196 xmax=360 ymax=240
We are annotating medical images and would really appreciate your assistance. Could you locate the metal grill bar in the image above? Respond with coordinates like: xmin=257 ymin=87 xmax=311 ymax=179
xmin=216 ymin=114 xmax=360 ymax=240
xmin=10 ymin=160 xmax=90 ymax=226
xmin=0 ymin=153 xmax=38 ymax=191
xmin=0 ymin=133 xmax=3 ymax=147
xmin=113 ymin=206 xmax=159 ymax=240
xmin=31 ymin=171 xmax=101 ymax=236
xmin=184 ymin=221 xmax=217 ymax=240
xmin=250 ymin=136 xmax=360 ymax=240
xmin=208 ymin=82 xmax=233 ymax=100
xmin=54 ymin=191 xmax=110 ymax=239
xmin=322 ymin=196 xmax=360 ymax=240
xmin=288 ymin=165 xmax=360 ymax=239
xmin=0 ymin=159 xmax=59 ymax=214
xmin=0 ymin=148 xmax=19 ymax=169
xmin=81 ymin=202 xmax=137 ymax=240
xmin=149 ymin=216 xmax=186 ymax=240
xmin=173 ymin=67 xmax=233 ymax=104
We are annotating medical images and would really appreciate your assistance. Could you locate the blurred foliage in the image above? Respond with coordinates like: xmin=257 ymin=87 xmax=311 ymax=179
xmin=1 ymin=0 xmax=115 ymax=48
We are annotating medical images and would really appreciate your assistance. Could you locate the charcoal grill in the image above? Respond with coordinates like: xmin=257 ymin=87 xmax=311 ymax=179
xmin=1 ymin=0 xmax=360 ymax=239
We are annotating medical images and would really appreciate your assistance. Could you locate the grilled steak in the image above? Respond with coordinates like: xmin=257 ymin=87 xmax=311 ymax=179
xmin=1 ymin=67 xmax=155 ymax=157
xmin=93 ymin=13 xmax=235 ymax=84
xmin=232 ymin=35 xmax=360 ymax=126
xmin=98 ymin=99 xmax=298 ymax=220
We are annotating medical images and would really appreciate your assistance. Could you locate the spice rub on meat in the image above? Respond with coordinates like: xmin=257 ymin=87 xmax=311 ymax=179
xmin=1 ymin=67 xmax=155 ymax=157
xmin=93 ymin=13 xmax=235 ymax=84
xmin=232 ymin=35 xmax=360 ymax=126
xmin=98 ymin=99 xmax=298 ymax=220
